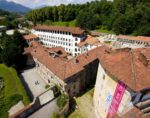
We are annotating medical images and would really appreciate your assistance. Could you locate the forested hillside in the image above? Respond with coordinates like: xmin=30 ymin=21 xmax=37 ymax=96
xmin=26 ymin=0 xmax=150 ymax=36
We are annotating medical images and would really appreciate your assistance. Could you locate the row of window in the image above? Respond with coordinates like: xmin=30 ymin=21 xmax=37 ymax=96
xmin=36 ymin=29 xmax=72 ymax=35
xmin=39 ymin=34 xmax=76 ymax=42
xmin=41 ymin=38 xmax=73 ymax=46
xmin=43 ymin=42 xmax=72 ymax=52
xmin=118 ymin=39 xmax=150 ymax=45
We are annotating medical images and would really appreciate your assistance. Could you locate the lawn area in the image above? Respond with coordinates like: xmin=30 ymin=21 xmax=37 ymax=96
xmin=43 ymin=20 xmax=76 ymax=27
xmin=95 ymin=28 xmax=115 ymax=34
xmin=68 ymin=88 xmax=95 ymax=118
xmin=0 ymin=64 xmax=30 ymax=118
xmin=53 ymin=20 xmax=76 ymax=27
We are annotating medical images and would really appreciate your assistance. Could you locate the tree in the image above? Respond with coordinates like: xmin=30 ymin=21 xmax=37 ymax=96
xmin=0 ymin=31 xmax=27 ymax=69
xmin=57 ymin=94 xmax=68 ymax=109
xmin=76 ymin=10 xmax=101 ymax=30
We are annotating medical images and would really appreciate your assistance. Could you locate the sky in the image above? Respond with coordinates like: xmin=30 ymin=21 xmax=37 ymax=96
xmin=7 ymin=0 xmax=96 ymax=8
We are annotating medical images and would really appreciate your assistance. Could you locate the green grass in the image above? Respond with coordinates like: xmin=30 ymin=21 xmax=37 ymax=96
xmin=0 ymin=64 xmax=30 ymax=118
xmin=43 ymin=20 xmax=76 ymax=27
xmin=68 ymin=89 xmax=95 ymax=118
xmin=104 ymin=41 xmax=112 ymax=44
xmin=95 ymin=28 xmax=115 ymax=34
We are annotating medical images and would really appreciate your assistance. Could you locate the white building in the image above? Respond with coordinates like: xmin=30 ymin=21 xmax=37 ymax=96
xmin=31 ymin=25 xmax=86 ymax=56
xmin=113 ymin=35 xmax=150 ymax=49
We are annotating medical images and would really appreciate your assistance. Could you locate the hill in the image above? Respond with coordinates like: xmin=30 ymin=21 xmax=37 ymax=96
xmin=0 ymin=0 xmax=30 ymax=13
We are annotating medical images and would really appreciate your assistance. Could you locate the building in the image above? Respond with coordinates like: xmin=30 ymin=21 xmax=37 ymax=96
xmin=23 ymin=34 xmax=39 ymax=45
xmin=24 ymin=43 xmax=108 ymax=97
xmin=31 ymin=25 xmax=86 ymax=56
xmin=113 ymin=35 xmax=150 ymax=49
xmin=77 ymin=35 xmax=102 ymax=53
xmin=94 ymin=48 xmax=150 ymax=118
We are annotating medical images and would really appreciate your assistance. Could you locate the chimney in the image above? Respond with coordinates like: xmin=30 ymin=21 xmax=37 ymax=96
xmin=139 ymin=53 xmax=149 ymax=66
xmin=74 ymin=58 xmax=79 ymax=64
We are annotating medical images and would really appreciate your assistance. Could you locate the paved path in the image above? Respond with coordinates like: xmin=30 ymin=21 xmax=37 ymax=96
xmin=8 ymin=101 xmax=24 ymax=117
xmin=21 ymin=68 xmax=47 ymax=98
xmin=28 ymin=99 xmax=58 ymax=118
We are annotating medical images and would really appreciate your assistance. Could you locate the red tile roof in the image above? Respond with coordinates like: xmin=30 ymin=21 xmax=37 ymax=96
xmin=26 ymin=45 xmax=150 ymax=91
xmin=117 ymin=35 xmax=150 ymax=42
xmin=99 ymin=48 xmax=150 ymax=91
xmin=33 ymin=25 xmax=85 ymax=35
xmin=23 ymin=34 xmax=38 ymax=41
xmin=77 ymin=35 xmax=101 ymax=47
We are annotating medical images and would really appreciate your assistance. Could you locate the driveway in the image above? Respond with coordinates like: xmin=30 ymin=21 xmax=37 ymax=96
xmin=28 ymin=99 xmax=58 ymax=118
xmin=21 ymin=68 xmax=47 ymax=98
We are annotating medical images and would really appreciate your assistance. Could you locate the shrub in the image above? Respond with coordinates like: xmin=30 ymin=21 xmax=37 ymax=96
xmin=52 ymin=86 xmax=61 ymax=97
xmin=50 ymin=112 xmax=59 ymax=118
xmin=57 ymin=94 xmax=68 ymax=109
xmin=45 ymin=84 xmax=50 ymax=89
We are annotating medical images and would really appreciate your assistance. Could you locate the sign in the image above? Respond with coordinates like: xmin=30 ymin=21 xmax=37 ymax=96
xmin=107 ymin=81 xmax=126 ymax=118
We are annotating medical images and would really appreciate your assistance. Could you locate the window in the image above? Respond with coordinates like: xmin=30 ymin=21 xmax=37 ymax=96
xmin=75 ymin=48 xmax=77 ymax=52
xmin=103 ymin=75 xmax=105 ymax=80
xmin=73 ymin=85 xmax=76 ymax=89
xmin=75 ymin=38 xmax=78 ymax=41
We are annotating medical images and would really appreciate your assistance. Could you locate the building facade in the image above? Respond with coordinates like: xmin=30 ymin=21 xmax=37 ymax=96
xmin=31 ymin=25 xmax=86 ymax=56
xmin=113 ymin=35 xmax=150 ymax=49
xmin=24 ymin=44 xmax=106 ymax=97
xmin=94 ymin=48 xmax=150 ymax=118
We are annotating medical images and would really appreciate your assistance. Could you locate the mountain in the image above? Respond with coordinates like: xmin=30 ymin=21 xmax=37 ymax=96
xmin=0 ymin=0 xmax=30 ymax=13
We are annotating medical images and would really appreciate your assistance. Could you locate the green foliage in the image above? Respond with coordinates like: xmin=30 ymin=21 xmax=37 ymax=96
xmin=0 ymin=9 xmax=9 ymax=16
xmin=0 ymin=31 xmax=27 ymax=69
xmin=26 ymin=1 xmax=150 ymax=36
xmin=57 ymin=94 xmax=68 ymax=109
xmin=104 ymin=41 xmax=112 ymax=44
xmin=52 ymin=86 xmax=61 ymax=97
xmin=50 ymin=112 xmax=59 ymax=118
xmin=45 ymin=84 xmax=50 ymax=89
xmin=0 ymin=64 xmax=30 ymax=118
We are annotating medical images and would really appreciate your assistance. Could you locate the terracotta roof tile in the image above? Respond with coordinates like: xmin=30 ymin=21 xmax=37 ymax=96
xmin=78 ymin=35 xmax=101 ymax=47
xmin=117 ymin=35 xmax=150 ymax=42
xmin=23 ymin=34 xmax=38 ymax=41
xmin=26 ymin=45 xmax=150 ymax=91
xmin=33 ymin=25 xmax=85 ymax=35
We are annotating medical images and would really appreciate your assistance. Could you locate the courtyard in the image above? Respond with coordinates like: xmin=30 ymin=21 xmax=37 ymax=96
xmin=21 ymin=68 xmax=47 ymax=99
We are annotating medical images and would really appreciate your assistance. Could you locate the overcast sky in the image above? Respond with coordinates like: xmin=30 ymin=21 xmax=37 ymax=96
xmin=7 ymin=0 xmax=96 ymax=8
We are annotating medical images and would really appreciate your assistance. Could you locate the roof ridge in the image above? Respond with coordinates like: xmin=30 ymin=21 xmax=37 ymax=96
xmin=130 ymin=50 xmax=137 ymax=91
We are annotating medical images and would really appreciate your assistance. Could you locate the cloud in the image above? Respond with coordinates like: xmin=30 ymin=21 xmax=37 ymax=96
xmin=7 ymin=0 xmax=95 ymax=8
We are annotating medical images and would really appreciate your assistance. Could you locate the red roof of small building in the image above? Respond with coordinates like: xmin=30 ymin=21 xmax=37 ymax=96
xmin=117 ymin=35 xmax=150 ymax=42
xmin=78 ymin=35 xmax=101 ymax=47
xmin=23 ymin=34 xmax=38 ymax=41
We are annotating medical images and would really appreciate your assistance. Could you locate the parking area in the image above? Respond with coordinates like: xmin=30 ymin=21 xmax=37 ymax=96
xmin=21 ymin=68 xmax=47 ymax=98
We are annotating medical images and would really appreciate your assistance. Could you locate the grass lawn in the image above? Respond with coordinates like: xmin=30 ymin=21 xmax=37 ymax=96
xmin=68 ymin=88 xmax=95 ymax=118
xmin=43 ymin=20 xmax=76 ymax=27
xmin=0 ymin=64 xmax=30 ymax=118
xmin=53 ymin=20 xmax=76 ymax=27
xmin=95 ymin=28 xmax=115 ymax=34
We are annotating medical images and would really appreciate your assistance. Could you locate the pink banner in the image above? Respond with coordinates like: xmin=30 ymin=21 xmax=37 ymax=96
xmin=107 ymin=81 xmax=126 ymax=118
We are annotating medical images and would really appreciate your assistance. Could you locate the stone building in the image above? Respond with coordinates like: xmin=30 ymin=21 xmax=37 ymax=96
xmin=24 ymin=43 xmax=107 ymax=97
xmin=94 ymin=48 xmax=150 ymax=118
